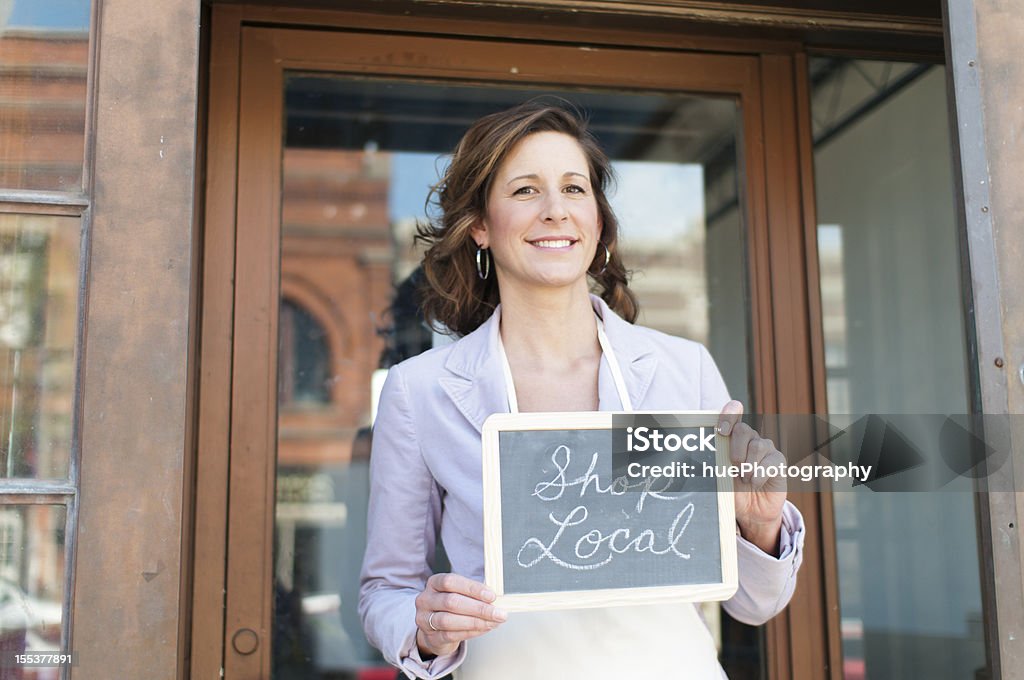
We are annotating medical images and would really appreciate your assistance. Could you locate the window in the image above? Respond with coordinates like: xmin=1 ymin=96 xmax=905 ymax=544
xmin=278 ymin=299 xmax=333 ymax=407
xmin=810 ymin=58 xmax=986 ymax=680
xmin=0 ymin=0 xmax=93 ymax=670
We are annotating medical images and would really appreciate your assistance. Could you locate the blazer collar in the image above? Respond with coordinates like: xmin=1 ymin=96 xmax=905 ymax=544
xmin=438 ymin=294 xmax=658 ymax=433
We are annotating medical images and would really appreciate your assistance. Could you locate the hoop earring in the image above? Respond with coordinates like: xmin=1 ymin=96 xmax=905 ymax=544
xmin=592 ymin=242 xmax=611 ymax=276
xmin=476 ymin=247 xmax=491 ymax=280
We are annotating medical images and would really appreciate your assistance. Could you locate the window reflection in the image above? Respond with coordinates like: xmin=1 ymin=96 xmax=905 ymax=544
xmin=278 ymin=300 xmax=332 ymax=407
xmin=0 ymin=505 xmax=66 ymax=668
xmin=274 ymin=77 xmax=755 ymax=678
xmin=0 ymin=214 xmax=78 ymax=479
xmin=0 ymin=0 xmax=91 ymax=192
xmin=811 ymin=58 xmax=986 ymax=680
xmin=274 ymin=141 xmax=393 ymax=678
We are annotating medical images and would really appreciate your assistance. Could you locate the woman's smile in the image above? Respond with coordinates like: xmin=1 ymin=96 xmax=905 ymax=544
xmin=528 ymin=237 xmax=578 ymax=250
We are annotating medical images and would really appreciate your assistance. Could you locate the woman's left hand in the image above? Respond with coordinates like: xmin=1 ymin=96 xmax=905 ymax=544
xmin=718 ymin=400 xmax=786 ymax=556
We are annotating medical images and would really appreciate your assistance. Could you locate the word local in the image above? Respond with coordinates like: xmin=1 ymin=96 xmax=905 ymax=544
xmin=625 ymin=426 xmax=716 ymax=452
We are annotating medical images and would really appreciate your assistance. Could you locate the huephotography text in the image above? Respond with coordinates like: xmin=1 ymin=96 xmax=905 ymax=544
xmin=626 ymin=459 xmax=873 ymax=483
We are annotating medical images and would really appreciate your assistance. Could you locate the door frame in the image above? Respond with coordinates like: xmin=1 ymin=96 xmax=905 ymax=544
xmin=195 ymin=6 xmax=834 ymax=678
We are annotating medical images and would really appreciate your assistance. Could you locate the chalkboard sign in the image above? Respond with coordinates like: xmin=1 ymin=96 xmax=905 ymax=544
xmin=482 ymin=411 xmax=738 ymax=612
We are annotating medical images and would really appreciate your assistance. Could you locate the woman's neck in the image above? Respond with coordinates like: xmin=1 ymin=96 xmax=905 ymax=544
xmin=497 ymin=284 xmax=601 ymax=368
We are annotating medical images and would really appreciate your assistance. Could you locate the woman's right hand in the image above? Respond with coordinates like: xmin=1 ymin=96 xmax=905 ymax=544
xmin=415 ymin=573 xmax=508 ymax=658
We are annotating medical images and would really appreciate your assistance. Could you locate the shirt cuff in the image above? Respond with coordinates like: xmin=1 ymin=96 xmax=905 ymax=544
xmin=398 ymin=629 xmax=467 ymax=679
xmin=736 ymin=501 xmax=804 ymax=562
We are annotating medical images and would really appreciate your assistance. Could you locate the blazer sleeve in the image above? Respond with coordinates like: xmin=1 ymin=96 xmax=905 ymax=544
xmin=358 ymin=364 xmax=467 ymax=679
xmin=697 ymin=344 xmax=806 ymax=625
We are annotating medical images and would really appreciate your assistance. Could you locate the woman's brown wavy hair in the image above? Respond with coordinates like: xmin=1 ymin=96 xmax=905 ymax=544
xmin=416 ymin=100 xmax=639 ymax=336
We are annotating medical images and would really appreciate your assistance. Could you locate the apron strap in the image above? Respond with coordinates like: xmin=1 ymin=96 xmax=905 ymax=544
xmin=497 ymin=311 xmax=634 ymax=414
xmin=597 ymin=316 xmax=634 ymax=411
xmin=497 ymin=324 xmax=520 ymax=414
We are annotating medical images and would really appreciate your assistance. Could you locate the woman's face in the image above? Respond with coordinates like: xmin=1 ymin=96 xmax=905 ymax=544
xmin=473 ymin=131 xmax=602 ymax=297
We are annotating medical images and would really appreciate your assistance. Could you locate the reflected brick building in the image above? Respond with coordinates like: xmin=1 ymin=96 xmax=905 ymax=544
xmin=277 ymin=148 xmax=392 ymax=467
xmin=0 ymin=25 xmax=86 ymax=661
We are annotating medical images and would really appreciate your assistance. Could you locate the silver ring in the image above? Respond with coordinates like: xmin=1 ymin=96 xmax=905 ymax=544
xmin=428 ymin=611 xmax=440 ymax=632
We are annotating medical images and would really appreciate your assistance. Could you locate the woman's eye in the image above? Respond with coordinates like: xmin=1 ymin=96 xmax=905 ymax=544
xmin=512 ymin=186 xmax=536 ymax=195
xmin=564 ymin=184 xmax=586 ymax=194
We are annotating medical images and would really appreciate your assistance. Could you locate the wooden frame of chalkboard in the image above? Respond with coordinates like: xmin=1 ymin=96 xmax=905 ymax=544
xmin=482 ymin=411 xmax=738 ymax=612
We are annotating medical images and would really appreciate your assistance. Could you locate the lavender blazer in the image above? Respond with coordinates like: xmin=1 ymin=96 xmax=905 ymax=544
xmin=359 ymin=294 xmax=805 ymax=679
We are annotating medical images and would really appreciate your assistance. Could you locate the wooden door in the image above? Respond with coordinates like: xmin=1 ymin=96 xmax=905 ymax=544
xmin=195 ymin=8 xmax=831 ymax=679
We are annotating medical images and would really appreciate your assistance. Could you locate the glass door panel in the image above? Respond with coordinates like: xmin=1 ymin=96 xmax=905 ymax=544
xmin=271 ymin=76 xmax=757 ymax=678
xmin=809 ymin=58 xmax=987 ymax=680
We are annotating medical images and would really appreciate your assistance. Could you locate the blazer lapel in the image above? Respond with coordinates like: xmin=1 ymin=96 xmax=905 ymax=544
xmin=438 ymin=306 xmax=509 ymax=434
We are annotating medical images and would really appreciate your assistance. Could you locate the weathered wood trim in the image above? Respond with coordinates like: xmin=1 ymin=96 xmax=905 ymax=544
xmin=414 ymin=0 xmax=942 ymax=34
xmin=792 ymin=50 xmax=843 ymax=680
xmin=0 ymin=190 xmax=89 ymax=209
xmin=71 ymin=0 xmax=202 ymax=677
xmin=190 ymin=5 xmax=243 ymax=679
xmin=757 ymin=52 xmax=832 ymax=680
xmin=945 ymin=1 xmax=1024 ymax=677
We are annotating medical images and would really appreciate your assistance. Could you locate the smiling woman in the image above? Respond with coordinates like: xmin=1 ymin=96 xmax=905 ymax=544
xmin=358 ymin=101 xmax=806 ymax=680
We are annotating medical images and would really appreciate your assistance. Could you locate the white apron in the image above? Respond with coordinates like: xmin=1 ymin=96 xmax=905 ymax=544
xmin=454 ymin=315 xmax=726 ymax=680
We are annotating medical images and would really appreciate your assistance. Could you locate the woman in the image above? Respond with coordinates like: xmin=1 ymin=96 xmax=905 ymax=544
xmin=359 ymin=101 xmax=805 ymax=679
